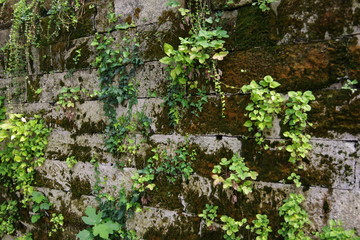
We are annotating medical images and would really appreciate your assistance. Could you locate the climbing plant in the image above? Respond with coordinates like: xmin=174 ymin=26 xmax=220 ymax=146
xmin=1 ymin=0 xmax=85 ymax=76
xmin=161 ymin=0 xmax=229 ymax=124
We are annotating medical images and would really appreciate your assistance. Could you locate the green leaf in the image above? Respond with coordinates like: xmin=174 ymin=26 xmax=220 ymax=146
xmin=212 ymin=51 xmax=228 ymax=61
xmin=76 ymin=230 xmax=94 ymax=240
xmin=263 ymin=75 xmax=273 ymax=83
xmin=159 ymin=56 xmax=172 ymax=65
xmin=269 ymin=81 xmax=281 ymax=88
xmin=31 ymin=191 xmax=45 ymax=203
xmin=40 ymin=202 xmax=50 ymax=210
xmin=93 ymin=221 xmax=121 ymax=239
xmin=82 ymin=207 xmax=102 ymax=226
xmin=244 ymin=120 xmax=253 ymax=128
xmin=31 ymin=214 xmax=41 ymax=223
xmin=164 ymin=43 xmax=174 ymax=56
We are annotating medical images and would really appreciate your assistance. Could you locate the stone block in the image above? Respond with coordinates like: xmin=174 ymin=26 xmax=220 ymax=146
xmin=136 ymin=61 xmax=168 ymax=98
xmin=127 ymin=206 xmax=199 ymax=239
xmin=242 ymin=139 xmax=358 ymax=189
xmin=276 ymin=0 xmax=360 ymax=44
xmin=114 ymin=0 xmax=184 ymax=27
xmin=35 ymin=160 xmax=71 ymax=192
xmin=219 ymin=40 xmax=352 ymax=93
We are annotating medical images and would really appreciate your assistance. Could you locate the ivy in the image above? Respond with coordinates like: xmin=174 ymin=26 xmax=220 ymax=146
xmin=1 ymin=0 xmax=84 ymax=76
xmin=315 ymin=220 xmax=360 ymax=240
xmin=283 ymin=91 xmax=315 ymax=164
xmin=278 ymin=194 xmax=311 ymax=240
xmin=242 ymin=76 xmax=284 ymax=149
xmin=91 ymin=15 xmax=143 ymax=155
xmin=0 ymin=200 xmax=18 ymax=237
xmin=160 ymin=0 xmax=229 ymax=124
xmin=252 ymin=0 xmax=276 ymax=12
xmin=220 ymin=215 xmax=247 ymax=240
xmin=198 ymin=204 xmax=218 ymax=227
xmin=0 ymin=114 xmax=51 ymax=199
xmin=246 ymin=214 xmax=272 ymax=240
xmin=212 ymin=154 xmax=258 ymax=195
xmin=77 ymin=206 xmax=121 ymax=240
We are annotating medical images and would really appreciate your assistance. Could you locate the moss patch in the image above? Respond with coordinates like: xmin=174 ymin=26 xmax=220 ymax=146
xmin=70 ymin=176 xmax=92 ymax=199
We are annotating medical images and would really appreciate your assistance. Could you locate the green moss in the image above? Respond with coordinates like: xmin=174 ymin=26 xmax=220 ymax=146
xmin=70 ymin=176 xmax=92 ymax=199
xmin=143 ymin=216 xmax=200 ymax=240
xmin=65 ymin=42 xmax=93 ymax=70
xmin=225 ymin=6 xmax=277 ymax=51
xmin=26 ymin=75 xmax=41 ymax=103
xmin=69 ymin=144 xmax=92 ymax=163
xmin=45 ymin=116 xmax=77 ymax=132
xmin=77 ymin=120 xmax=106 ymax=135
xmin=140 ymin=10 xmax=186 ymax=61
xmin=309 ymin=90 xmax=360 ymax=138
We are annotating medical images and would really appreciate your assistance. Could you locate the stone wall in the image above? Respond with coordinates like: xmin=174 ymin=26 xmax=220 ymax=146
xmin=0 ymin=0 xmax=359 ymax=239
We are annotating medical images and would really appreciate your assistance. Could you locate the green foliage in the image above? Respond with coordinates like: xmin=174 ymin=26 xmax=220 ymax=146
xmin=341 ymin=79 xmax=358 ymax=94
xmin=49 ymin=213 xmax=64 ymax=236
xmin=212 ymin=154 xmax=258 ymax=194
xmin=283 ymin=91 xmax=315 ymax=164
xmin=220 ymin=215 xmax=247 ymax=240
xmin=90 ymin=161 xmax=140 ymax=240
xmin=137 ymin=143 xmax=196 ymax=186
xmin=242 ymin=76 xmax=284 ymax=149
xmin=0 ymin=96 xmax=6 ymax=121
xmin=91 ymin=15 xmax=143 ymax=155
xmin=278 ymin=194 xmax=311 ymax=240
xmin=107 ymin=111 xmax=152 ymax=158
xmin=15 ymin=233 xmax=33 ymax=240
xmin=0 ymin=200 xmax=18 ymax=237
xmin=56 ymin=86 xmax=88 ymax=110
xmin=246 ymin=214 xmax=272 ymax=240
xmin=46 ymin=0 xmax=84 ymax=41
xmin=30 ymin=191 xmax=52 ymax=223
xmin=0 ymin=114 xmax=51 ymax=199
xmin=315 ymin=220 xmax=360 ymax=240
xmin=198 ymin=204 xmax=218 ymax=227
xmin=77 ymin=206 xmax=121 ymax=240
xmin=66 ymin=156 xmax=78 ymax=168
xmin=252 ymin=0 xmax=276 ymax=12
xmin=287 ymin=172 xmax=302 ymax=188
xmin=2 ymin=0 xmax=84 ymax=76
xmin=160 ymin=0 xmax=229 ymax=124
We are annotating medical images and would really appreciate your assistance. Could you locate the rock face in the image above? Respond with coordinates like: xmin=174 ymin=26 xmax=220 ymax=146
xmin=0 ymin=0 xmax=359 ymax=239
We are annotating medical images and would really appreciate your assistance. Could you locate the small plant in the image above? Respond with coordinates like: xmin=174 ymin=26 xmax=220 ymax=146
xmin=66 ymin=156 xmax=78 ymax=168
xmin=212 ymin=154 xmax=258 ymax=194
xmin=0 ymin=114 xmax=51 ymax=199
xmin=287 ymin=172 xmax=302 ymax=187
xmin=0 ymin=201 xmax=18 ymax=237
xmin=283 ymin=91 xmax=315 ymax=164
xmin=30 ymin=191 xmax=52 ymax=223
xmin=77 ymin=206 xmax=121 ymax=240
xmin=0 ymin=96 xmax=6 ymax=121
xmin=73 ymin=49 xmax=82 ymax=65
xmin=341 ymin=79 xmax=358 ymax=94
xmin=315 ymin=220 xmax=360 ymax=239
xmin=15 ymin=233 xmax=33 ymax=240
xmin=242 ymin=76 xmax=284 ymax=149
xmin=56 ymin=86 xmax=84 ymax=110
xmin=221 ymin=215 xmax=247 ymax=240
xmin=160 ymin=0 xmax=229 ymax=124
xmin=252 ymin=0 xmax=276 ymax=12
xmin=198 ymin=204 xmax=218 ymax=227
xmin=49 ymin=213 xmax=65 ymax=236
xmin=246 ymin=214 xmax=272 ymax=240
xmin=278 ymin=193 xmax=311 ymax=240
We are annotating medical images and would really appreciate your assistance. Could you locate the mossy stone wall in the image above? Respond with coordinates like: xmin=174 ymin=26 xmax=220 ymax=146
xmin=0 ymin=0 xmax=359 ymax=239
